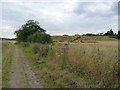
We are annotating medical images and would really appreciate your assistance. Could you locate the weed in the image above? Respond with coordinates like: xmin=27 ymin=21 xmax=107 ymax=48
xmin=113 ymin=61 xmax=120 ymax=77
xmin=32 ymin=44 xmax=39 ymax=54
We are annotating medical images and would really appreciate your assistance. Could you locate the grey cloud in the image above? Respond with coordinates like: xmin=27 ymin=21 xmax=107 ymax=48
xmin=73 ymin=2 xmax=93 ymax=15
xmin=1 ymin=1 xmax=118 ymax=38
xmin=73 ymin=2 xmax=117 ymax=18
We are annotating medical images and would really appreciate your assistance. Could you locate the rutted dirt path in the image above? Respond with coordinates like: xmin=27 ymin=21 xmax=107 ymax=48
xmin=9 ymin=45 xmax=42 ymax=88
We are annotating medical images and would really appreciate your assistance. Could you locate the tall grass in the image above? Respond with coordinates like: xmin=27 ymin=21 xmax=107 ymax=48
xmin=20 ymin=41 xmax=118 ymax=88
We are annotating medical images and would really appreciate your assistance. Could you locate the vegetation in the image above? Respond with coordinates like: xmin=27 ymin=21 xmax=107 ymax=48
xmin=2 ymin=43 xmax=14 ymax=88
xmin=104 ymin=29 xmax=120 ymax=39
xmin=2 ymin=35 xmax=119 ymax=88
xmin=28 ymin=32 xmax=52 ymax=44
xmin=14 ymin=20 xmax=52 ymax=44
xmin=52 ymin=35 xmax=117 ymax=43
xmin=104 ymin=29 xmax=114 ymax=36
xmin=4 ymin=19 xmax=119 ymax=88
xmin=52 ymin=36 xmax=75 ymax=42
xmin=20 ymin=39 xmax=118 ymax=88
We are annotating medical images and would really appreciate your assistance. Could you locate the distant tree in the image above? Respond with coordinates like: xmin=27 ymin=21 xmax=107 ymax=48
xmin=85 ymin=33 xmax=93 ymax=36
xmin=104 ymin=29 xmax=120 ymax=39
xmin=109 ymin=29 xmax=114 ymax=36
xmin=99 ymin=33 xmax=104 ymax=36
xmin=118 ymin=31 xmax=120 ymax=39
xmin=104 ymin=29 xmax=114 ymax=36
xmin=63 ymin=34 xmax=69 ymax=36
xmin=75 ymin=34 xmax=80 ymax=36
xmin=15 ymin=20 xmax=46 ymax=42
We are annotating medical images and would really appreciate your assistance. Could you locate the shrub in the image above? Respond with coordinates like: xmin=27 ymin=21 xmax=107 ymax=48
xmin=20 ymin=42 xmax=29 ymax=47
xmin=39 ymin=45 xmax=50 ymax=57
xmin=31 ymin=44 xmax=50 ymax=57
xmin=32 ymin=44 xmax=39 ymax=54
xmin=27 ymin=32 xmax=53 ymax=44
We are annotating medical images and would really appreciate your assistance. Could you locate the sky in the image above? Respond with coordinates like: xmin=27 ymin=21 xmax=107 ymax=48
xmin=0 ymin=0 xmax=119 ymax=38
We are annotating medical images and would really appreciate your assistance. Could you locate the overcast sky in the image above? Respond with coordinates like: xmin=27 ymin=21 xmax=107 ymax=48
xmin=0 ymin=0 xmax=118 ymax=38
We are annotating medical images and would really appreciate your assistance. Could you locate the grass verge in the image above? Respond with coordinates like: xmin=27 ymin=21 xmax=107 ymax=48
xmin=2 ymin=44 xmax=14 ymax=88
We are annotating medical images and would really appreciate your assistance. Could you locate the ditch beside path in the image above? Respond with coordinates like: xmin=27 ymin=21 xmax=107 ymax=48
xmin=9 ymin=45 xmax=42 ymax=88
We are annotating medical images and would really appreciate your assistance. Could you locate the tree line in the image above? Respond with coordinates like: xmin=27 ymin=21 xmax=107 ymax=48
xmin=104 ymin=29 xmax=120 ymax=39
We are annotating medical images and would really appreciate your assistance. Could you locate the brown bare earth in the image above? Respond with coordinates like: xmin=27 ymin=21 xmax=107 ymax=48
xmin=9 ymin=45 xmax=42 ymax=88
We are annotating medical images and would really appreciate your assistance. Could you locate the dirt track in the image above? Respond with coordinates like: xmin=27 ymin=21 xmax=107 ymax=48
xmin=9 ymin=45 xmax=42 ymax=88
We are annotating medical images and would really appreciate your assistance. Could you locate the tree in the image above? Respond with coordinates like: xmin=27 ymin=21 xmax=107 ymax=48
xmin=99 ymin=33 xmax=104 ymax=36
xmin=15 ymin=20 xmax=46 ymax=42
xmin=109 ymin=29 xmax=114 ymax=36
xmin=104 ymin=29 xmax=120 ymax=39
xmin=118 ymin=31 xmax=120 ymax=39
xmin=22 ymin=20 xmax=46 ymax=33
xmin=104 ymin=29 xmax=114 ymax=36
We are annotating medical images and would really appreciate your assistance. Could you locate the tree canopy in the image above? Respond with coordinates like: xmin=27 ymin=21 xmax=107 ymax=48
xmin=104 ymin=29 xmax=120 ymax=39
xmin=14 ymin=20 xmax=52 ymax=43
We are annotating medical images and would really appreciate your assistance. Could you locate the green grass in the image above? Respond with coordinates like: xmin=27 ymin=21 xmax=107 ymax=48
xmin=2 ymin=44 xmax=14 ymax=88
xmin=19 ymin=40 xmax=118 ymax=88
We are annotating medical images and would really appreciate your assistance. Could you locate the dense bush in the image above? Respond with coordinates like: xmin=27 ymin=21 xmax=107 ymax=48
xmin=15 ymin=20 xmax=46 ymax=42
xmin=28 ymin=32 xmax=53 ymax=44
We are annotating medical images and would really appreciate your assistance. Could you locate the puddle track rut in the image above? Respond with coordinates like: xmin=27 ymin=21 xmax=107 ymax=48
xmin=9 ymin=45 xmax=42 ymax=88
